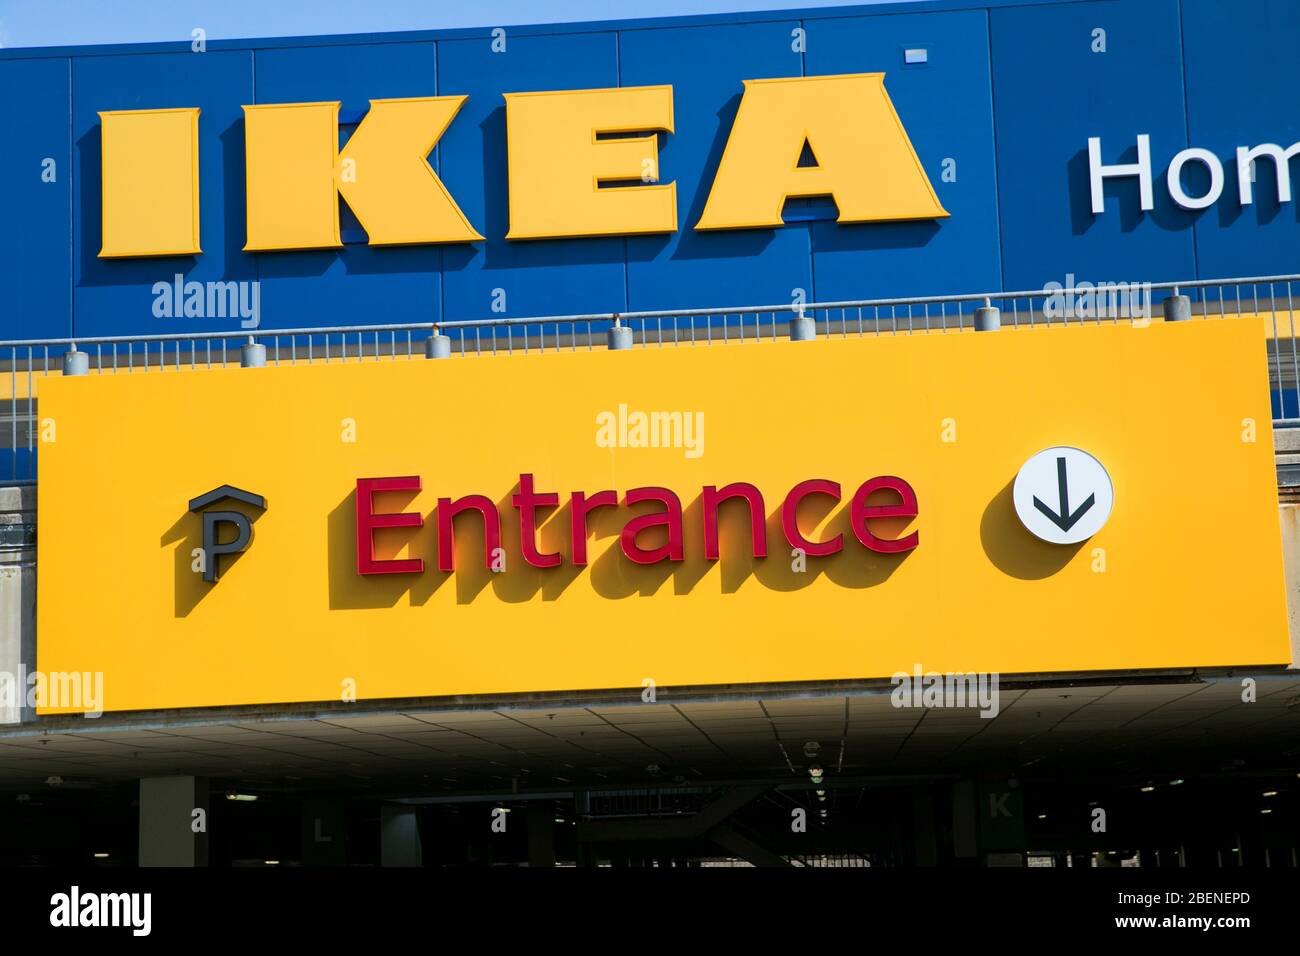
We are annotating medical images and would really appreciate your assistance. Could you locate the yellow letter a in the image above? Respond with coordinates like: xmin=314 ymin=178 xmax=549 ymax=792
xmin=696 ymin=74 xmax=947 ymax=231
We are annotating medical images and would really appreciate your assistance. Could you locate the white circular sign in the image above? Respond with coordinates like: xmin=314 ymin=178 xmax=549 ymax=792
xmin=1012 ymin=446 xmax=1113 ymax=545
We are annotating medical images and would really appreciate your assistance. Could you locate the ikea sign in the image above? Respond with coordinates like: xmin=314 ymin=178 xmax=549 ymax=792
xmin=97 ymin=73 xmax=947 ymax=258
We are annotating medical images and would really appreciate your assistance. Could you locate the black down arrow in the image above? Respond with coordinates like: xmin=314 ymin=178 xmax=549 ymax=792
xmin=1032 ymin=456 xmax=1095 ymax=532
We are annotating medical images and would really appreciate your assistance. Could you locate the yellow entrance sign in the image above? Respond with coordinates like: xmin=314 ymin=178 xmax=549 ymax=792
xmin=36 ymin=320 xmax=1290 ymax=713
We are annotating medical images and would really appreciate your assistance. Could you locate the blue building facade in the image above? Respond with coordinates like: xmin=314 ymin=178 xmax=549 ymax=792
xmin=0 ymin=0 xmax=1297 ymax=342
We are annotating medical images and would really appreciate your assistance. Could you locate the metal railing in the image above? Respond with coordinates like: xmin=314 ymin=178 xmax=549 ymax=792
xmin=582 ymin=787 xmax=714 ymax=820
xmin=3 ymin=273 xmax=1298 ymax=482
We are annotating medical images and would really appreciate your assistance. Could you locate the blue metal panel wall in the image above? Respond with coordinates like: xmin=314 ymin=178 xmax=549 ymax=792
xmin=990 ymin=0 xmax=1195 ymax=291
xmin=620 ymin=20 xmax=810 ymax=312
xmin=1182 ymin=0 xmax=1300 ymax=280
xmin=0 ymin=58 xmax=71 ymax=342
xmin=253 ymin=42 xmax=442 ymax=333
xmin=805 ymin=9 xmax=1002 ymax=300
xmin=437 ymin=32 xmax=627 ymax=323
xmin=72 ymin=51 xmax=256 ymax=339
xmin=0 ymin=0 xmax=1294 ymax=345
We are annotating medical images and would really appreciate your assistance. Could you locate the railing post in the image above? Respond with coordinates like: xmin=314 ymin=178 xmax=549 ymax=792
xmin=240 ymin=336 xmax=266 ymax=368
xmin=607 ymin=317 xmax=633 ymax=351
xmin=974 ymin=298 xmax=1001 ymax=332
xmin=425 ymin=326 xmax=451 ymax=359
xmin=789 ymin=309 xmax=815 ymax=341
xmin=62 ymin=345 xmax=89 ymax=376
xmin=1163 ymin=287 xmax=1191 ymax=323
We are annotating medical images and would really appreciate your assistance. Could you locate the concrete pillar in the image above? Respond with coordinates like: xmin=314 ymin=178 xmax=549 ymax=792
xmin=911 ymin=789 xmax=938 ymax=865
xmin=789 ymin=314 xmax=816 ymax=341
xmin=1163 ymin=293 xmax=1192 ymax=323
xmin=301 ymin=798 xmax=347 ymax=866
xmin=976 ymin=777 xmax=1026 ymax=865
xmin=1276 ymin=503 xmax=1300 ymax=669
xmin=607 ymin=322 xmax=633 ymax=350
xmin=527 ymin=803 xmax=557 ymax=867
xmin=380 ymin=804 xmax=422 ymax=867
xmin=425 ymin=333 xmax=451 ymax=359
xmin=62 ymin=348 xmax=89 ymax=376
xmin=0 ymin=485 xmax=36 ymax=725
xmin=974 ymin=305 xmax=1001 ymax=331
xmin=139 ymin=776 xmax=208 ymax=867
xmin=950 ymin=779 xmax=977 ymax=863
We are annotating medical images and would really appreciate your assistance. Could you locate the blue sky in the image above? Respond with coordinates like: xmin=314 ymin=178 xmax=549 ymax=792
xmin=0 ymin=0 xmax=918 ymax=49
